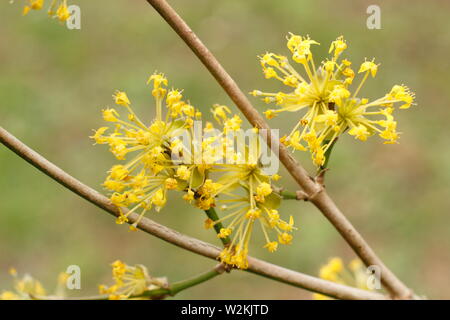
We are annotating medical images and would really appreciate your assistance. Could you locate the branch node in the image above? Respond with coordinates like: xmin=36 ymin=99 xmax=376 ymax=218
xmin=296 ymin=186 xmax=324 ymax=202
xmin=315 ymin=168 xmax=329 ymax=187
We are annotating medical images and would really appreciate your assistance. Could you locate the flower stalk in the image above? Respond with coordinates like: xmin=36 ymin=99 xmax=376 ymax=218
xmin=205 ymin=208 xmax=231 ymax=245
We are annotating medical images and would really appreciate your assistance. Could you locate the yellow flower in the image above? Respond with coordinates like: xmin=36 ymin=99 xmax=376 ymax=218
xmin=245 ymin=208 xmax=262 ymax=219
xmin=342 ymin=67 xmax=355 ymax=84
xmin=278 ymin=232 xmax=293 ymax=245
xmin=147 ymin=73 xmax=168 ymax=99
xmin=313 ymin=293 xmax=332 ymax=300
xmin=91 ymin=127 xmax=109 ymax=144
xmin=263 ymin=109 xmax=277 ymax=119
xmin=183 ymin=189 xmax=195 ymax=203
xmin=166 ymin=89 xmax=183 ymax=106
xmin=358 ymin=59 xmax=379 ymax=78
xmin=102 ymin=108 xmax=119 ymax=122
xmin=387 ymin=85 xmax=415 ymax=109
xmin=323 ymin=60 xmax=335 ymax=72
xmin=255 ymin=182 xmax=272 ymax=203
xmin=314 ymin=257 xmax=374 ymax=300
xmin=176 ymin=166 xmax=191 ymax=180
xmin=164 ymin=178 xmax=178 ymax=190
xmin=30 ymin=0 xmax=44 ymax=10
xmin=217 ymin=228 xmax=232 ymax=239
xmin=264 ymin=67 xmax=277 ymax=79
xmin=286 ymin=131 xmax=306 ymax=151
xmin=151 ymin=188 xmax=167 ymax=208
xmin=103 ymin=179 xmax=125 ymax=192
xmin=109 ymin=165 xmax=129 ymax=181
xmin=9 ymin=268 xmax=17 ymax=276
xmin=287 ymin=34 xmax=319 ymax=64
xmin=329 ymin=85 xmax=351 ymax=107
xmin=312 ymin=147 xmax=325 ymax=166
xmin=203 ymin=218 xmax=214 ymax=229
xmin=328 ymin=257 xmax=344 ymax=273
xmin=256 ymin=182 xmax=272 ymax=197
xmin=224 ymin=115 xmax=243 ymax=132
xmin=22 ymin=0 xmax=44 ymax=15
xmin=56 ymin=0 xmax=70 ymax=22
xmin=22 ymin=6 xmax=31 ymax=16
xmin=99 ymin=260 xmax=168 ymax=300
xmin=315 ymin=110 xmax=338 ymax=127
xmin=272 ymin=174 xmax=281 ymax=181
xmin=211 ymin=104 xmax=231 ymax=124
xmin=348 ymin=124 xmax=370 ymax=141
xmin=278 ymin=215 xmax=294 ymax=232
xmin=329 ymin=36 xmax=347 ymax=58
xmin=264 ymin=241 xmax=278 ymax=253
xmin=113 ymin=91 xmax=131 ymax=107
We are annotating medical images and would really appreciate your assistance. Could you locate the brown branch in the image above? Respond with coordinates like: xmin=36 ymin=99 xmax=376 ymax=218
xmin=0 ymin=126 xmax=386 ymax=300
xmin=145 ymin=0 xmax=414 ymax=299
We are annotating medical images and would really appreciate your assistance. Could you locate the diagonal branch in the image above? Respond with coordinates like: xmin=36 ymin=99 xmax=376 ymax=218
xmin=145 ymin=0 xmax=414 ymax=299
xmin=0 ymin=126 xmax=386 ymax=300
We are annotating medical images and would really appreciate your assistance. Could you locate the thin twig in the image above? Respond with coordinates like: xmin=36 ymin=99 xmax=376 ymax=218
xmin=0 ymin=126 xmax=385 ymax=300
xmin=32 ymin=264 xmax=225 ymax=300
xmin=145 ymin=0 xmax=414 ymax=299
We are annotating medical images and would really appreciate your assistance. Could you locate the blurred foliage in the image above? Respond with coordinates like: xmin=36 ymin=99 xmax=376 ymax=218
xmin=1 ymin=0 xmax=449 ymax=299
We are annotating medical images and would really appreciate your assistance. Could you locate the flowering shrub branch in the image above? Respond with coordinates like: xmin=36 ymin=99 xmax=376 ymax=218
xmin=0 ymin=126 xmax=386 ymax=300
xmin=145 ymin=0 xmax=416 ymax=299
xmin=1 ymin=0 xmax=421 ymax=300
xmin=2 ymin=261 xmax=224 ymax=300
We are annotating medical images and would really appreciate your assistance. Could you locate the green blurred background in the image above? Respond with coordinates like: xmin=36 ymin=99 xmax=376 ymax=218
xmin=1 ymin=0 xmax=449 ymax=299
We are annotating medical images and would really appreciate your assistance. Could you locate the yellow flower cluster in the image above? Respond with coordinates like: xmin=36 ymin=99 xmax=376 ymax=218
xmin=92 ymin=73 xmax=205 ymax=229
xmin=99 ymin=260 xmax=168 ymax=300
xmin=93 ymin=74 xmax=295 ymax=269
xmin=313 ymin=257 xmax=373 ymax=300
xmin=20 ymin=0 xmax=71 ymax=22
xmin=0 ymin=268 xmax=69 ymax=300
xmin=252 ymin=34 xmax=415 ymax=167
xmin=1 ymin=263 xmax=164 ymax=300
